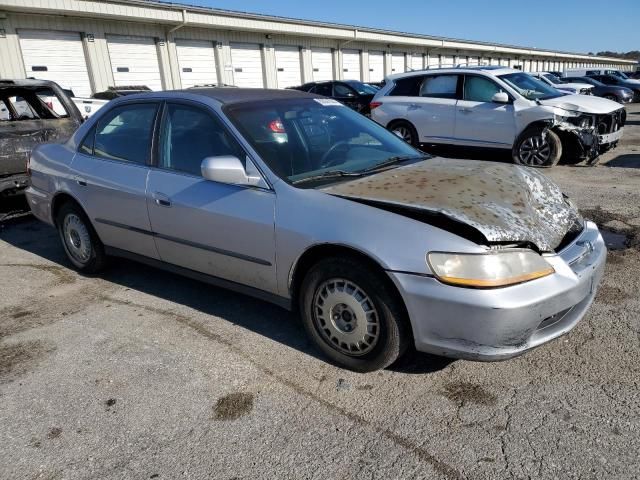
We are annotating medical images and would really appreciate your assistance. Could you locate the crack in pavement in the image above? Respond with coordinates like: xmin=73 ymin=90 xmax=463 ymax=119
xmin=99 ymin=294 xmax=465 ymax=480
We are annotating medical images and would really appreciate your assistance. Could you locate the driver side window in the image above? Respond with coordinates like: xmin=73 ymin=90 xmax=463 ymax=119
xmin=463 ymin=76 xmax=503 ymax=103
xmin=334 ymin=83 xmax=356 ymax=97
xmin=159 ymin=103 xmax=244 ymax=177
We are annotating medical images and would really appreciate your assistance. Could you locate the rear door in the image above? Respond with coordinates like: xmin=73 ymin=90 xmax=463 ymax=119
xmin=454 ymin=75 xmax=516 ymax=147
xmin=69 ymin=101 xmax=160 ymax=259
xmin=146 ymin=101 xmax=277 ymax=291
xmin=406 ymin=74 xmax=460 ymax=143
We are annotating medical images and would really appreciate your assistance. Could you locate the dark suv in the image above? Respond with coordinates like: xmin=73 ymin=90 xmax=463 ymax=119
xmin=0 ymin=79 xmax=83 ymax=195
xmin=289 ymin=80 xmax=379 ymax=115
xmin=563 ymin=76 xmax=635 ymax=103
xmin=588 ymin=74 xmax=640 ymax=102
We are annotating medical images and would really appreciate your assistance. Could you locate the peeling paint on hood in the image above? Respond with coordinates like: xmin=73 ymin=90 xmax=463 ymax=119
xmin=321 ymin=158 xmax=582 ymax=252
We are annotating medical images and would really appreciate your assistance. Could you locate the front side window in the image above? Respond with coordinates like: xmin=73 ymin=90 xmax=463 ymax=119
xmin=225 ymin=98 xmax=420 ymax=186
xmin=542 ymin=74 xmax=561 ymax=85
xmin=311 ymin=83 xmax=332 ymax=96
xmin=498 ymin=73 xmax=564 ymax=100
xmin=419 ymin=75 xmax=459 ymax=99
xmin=93 ymin=103 xmax=158 ymax=164
xmin=159 ymin=103 xmax=244 ymax=177
xmin=344 ymin=81 xmax=378 ymax=95
xmin=463 ymin=76 xmax=503 ymax=102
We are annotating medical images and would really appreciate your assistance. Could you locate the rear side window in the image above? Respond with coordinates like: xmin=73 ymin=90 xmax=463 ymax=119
xmin=463 ymin=76 xmax=503 ymax=102
xmin=158 ymin=103 xmax=244 ymax=177
xmin=388 ymin=76 xmax=423 ymax=96
xmin=93 ymin=103 xmax=158 ymax=164
xmin=419 ymin=75 xmax=459 ymax=99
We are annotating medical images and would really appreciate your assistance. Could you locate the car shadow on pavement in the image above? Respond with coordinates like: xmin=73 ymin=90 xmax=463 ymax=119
xmin=605 ymin=153 xmax=640 ymax=168
xmin=1 ymin=217 xmax=453 ymax=375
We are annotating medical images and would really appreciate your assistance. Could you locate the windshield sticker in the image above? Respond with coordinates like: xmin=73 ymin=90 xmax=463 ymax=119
xmin=314 ymin=98 xmax=344 ymax=107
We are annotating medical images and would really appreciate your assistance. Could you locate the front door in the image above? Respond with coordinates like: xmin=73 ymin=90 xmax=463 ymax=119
xmin=454 ymin=75 xmax=516 ymax=147
xmin=69 ymin=101 xmax=160 ymax=259
xmin=146 ymin=102 xmax=277 ymax=293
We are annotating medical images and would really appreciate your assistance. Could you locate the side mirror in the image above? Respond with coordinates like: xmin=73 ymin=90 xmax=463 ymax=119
xmin=201 ymin=155 xmax=267 ymax=188
xmin=492 ymin=92 xmax=510 ymax=104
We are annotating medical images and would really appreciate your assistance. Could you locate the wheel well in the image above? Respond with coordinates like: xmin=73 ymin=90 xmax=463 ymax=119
xmin=289 ymin=244 xmax=408 ymax=317
xmin=386 ymin=118 xmax=412 ymax=129
xmin=51 ymin=192 xmax=82 ymax=227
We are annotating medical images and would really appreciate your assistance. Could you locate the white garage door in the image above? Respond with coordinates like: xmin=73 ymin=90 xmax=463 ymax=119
xmin=175 ymin=39 xmax=217 ymax=89
xmin=468 ymin=56 xmax=480 ymax=66
xmin=441 ymin=55 xmax=454 ymax=68
xmin=230 ymin=43 xmax=264 ymax=88
xmin=410 ymin=54 xmax=423 ymax=71
xmin=311 ymin=48 xmax=333 ymax=81
xmin=107 ymin=35 xmax=163 ymax=91
xmin=428 ymin=55 xmax=439 ymax=69
xmin=368 ymin=51 xmax=384 ymax=82
xmin=18 ymin=29 xmax=92 ymax=97
xmin=274 ymin=46 xmax=301 ymax=89
xmin=391 ymin=53 xmax=405 ymax=74
xmin=342 ymin=49 xmax=361 ymax=80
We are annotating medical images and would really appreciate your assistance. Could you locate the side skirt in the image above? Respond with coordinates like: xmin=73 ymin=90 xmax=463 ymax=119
xmin=104 ymin=246 xmax=293 ymax=311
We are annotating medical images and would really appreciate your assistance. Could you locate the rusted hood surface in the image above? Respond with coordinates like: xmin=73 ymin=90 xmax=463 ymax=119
xmin=321 ymin=158 xmax=581 ymax=252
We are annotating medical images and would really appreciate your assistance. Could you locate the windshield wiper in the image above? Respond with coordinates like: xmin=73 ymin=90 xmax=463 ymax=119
xmin=291 ymin=170 xmax=364 ymax=185
xmin=360 ymin=154 xmax=430 ymax=173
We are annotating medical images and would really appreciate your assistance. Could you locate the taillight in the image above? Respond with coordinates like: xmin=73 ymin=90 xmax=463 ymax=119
xmin=268 ymin=119 xmax=285 ymax=133
xmin=369 ymin=101 xmax=382 ymax=111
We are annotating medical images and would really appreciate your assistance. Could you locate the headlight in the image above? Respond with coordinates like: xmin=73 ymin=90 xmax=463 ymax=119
xmin=427 ymin=250 xmax=555 ymax=288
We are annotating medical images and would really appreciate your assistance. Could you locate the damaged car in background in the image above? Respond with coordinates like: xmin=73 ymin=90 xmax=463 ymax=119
xmin=370 ymin=66 xmax=625 ymax=167
xmin=26 ymin=88 xmax=606 ymax=372
xmin=1 ymin=79 xmax=83 ymax=196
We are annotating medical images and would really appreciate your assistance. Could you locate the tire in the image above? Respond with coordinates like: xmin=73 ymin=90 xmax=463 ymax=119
xmin=388 ymin=120 xmax=419 ymax=148
xmin=56 ymin=202 xmax=107 ymax=273
xmin=512 ymin=126 xmax=562 ymax=167
xmin=603 ymin=94 xmax=618 ymax=102
xmin=299 ymin=257 xmax=411 ymax=372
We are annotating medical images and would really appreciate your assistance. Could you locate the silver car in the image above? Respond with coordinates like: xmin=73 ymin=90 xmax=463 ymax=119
xmin=26 ymin=88 xmax=606 ymax=372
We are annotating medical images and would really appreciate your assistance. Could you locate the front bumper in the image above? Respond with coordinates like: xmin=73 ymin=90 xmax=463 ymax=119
xmin=598 ymin=127 xmax=624 ymax=146
xmin=389 ymin=221 xmax=606 ymax=361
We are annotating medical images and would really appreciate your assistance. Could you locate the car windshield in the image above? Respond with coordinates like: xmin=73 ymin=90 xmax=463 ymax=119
xmin=225 ymin=98 xmax=422 ymax=187
xmin=344 ymin=81 xmax=379 ymax=95
xmin=543 ymin=74 xmax=561 ymax=85
xmin=499 ymin=72 xmax=564 ymax=100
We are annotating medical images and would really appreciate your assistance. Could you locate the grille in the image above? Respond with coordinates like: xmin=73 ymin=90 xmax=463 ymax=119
xmin=580 ymin=88 xmax=592 ymax=95
xmin=596 ymin=109 xmax=625 ymax=135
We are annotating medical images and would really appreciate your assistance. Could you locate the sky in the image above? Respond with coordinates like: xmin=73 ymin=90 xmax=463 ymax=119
xmin=178 ymin=0 xmax=640 ymax=54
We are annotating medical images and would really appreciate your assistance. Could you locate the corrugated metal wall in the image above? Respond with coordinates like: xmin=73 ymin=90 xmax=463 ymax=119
xmin=0 ymin=10 xmax=634 ymax=95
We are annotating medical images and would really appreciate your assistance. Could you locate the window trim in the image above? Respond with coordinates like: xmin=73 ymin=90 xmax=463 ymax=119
xmin=76 ymin=100 xmax=161 ymax=167
xmin=461 ymin=74 xmax=514 ymax=104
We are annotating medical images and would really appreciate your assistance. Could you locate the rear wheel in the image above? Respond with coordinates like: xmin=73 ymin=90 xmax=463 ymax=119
xmin=512 ymin=127 xmax=562 ymax=167
xmin=56 ymin=202 xmax=107 ymax=273
xmin=299 ymin=257 xmax=410 ymax=372
xmin=388 ymin=120 xmax=419 ymax=147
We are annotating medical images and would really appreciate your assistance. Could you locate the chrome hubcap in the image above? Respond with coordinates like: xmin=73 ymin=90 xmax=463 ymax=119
xmin=313 ymin=279 xmax=380 ymax=356
xmin=519 ymin=135 xmax=551 ymax=166
xmin=63 ymin=214 xmax=91 ymax=263
xmin=393 ymin=126 xmax=412 ymax=143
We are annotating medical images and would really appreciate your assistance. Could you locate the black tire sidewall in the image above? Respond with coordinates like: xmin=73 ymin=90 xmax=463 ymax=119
xmin=56 ymin=203 xmax=106 ymax=273
xmin=513 ymin=127 xmax=562 ymax=167
xmin=389 ymin=121 xmax=419 ymax=148
xmin=299 ymin=258 xmax=409 ymax=372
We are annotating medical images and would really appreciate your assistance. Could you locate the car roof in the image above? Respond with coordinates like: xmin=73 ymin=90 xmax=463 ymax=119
xmin=119 ymin=87 xmax=321 ymax=105
xmin=0 ymin=78 xmax=60 ymax=89
xmin=385 ymin=66 xmax=519 ymax=80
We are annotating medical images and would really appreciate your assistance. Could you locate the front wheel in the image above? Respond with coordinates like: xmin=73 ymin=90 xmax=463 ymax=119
xmin=299 ymin=257 xmax=410 ymax=372
xmin=603 ymin=94 xmax=618 ymax=102
xmin=512 ymin=127 xmax=562 ymax=167
xmin=56 ymin=202 xmax=107 ymax=273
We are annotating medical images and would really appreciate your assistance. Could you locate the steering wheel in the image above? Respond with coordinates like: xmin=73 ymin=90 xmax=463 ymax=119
xmin=319 ymin=140 xmax=351 ymax=168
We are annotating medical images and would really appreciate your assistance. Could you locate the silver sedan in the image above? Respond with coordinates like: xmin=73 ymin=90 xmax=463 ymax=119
xmin=26 ymin=88 xmax=606 ymax=372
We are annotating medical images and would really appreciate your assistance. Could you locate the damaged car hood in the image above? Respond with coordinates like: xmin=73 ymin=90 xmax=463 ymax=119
xmin=321 ymin=158 xmax=582 ymax=252
xmin=539 ymin=94 xmax=621 ymax=114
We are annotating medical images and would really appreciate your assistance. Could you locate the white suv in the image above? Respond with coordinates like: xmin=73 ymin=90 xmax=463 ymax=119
xmin=371 ymin=66 xmax=625 ymax=167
